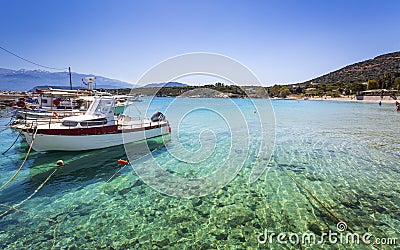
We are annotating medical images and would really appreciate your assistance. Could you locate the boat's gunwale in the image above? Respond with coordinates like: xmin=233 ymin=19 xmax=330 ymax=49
xmin=22 ymin=122 xmax=168 ymax=136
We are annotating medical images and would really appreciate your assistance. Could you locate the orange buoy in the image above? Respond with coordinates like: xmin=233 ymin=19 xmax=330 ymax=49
xmin=117 ymin=159 xmax=129 ymax=165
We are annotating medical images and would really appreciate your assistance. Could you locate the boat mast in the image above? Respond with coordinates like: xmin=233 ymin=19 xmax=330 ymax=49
xmin=69 ymin=67 xmax=73 ymax=90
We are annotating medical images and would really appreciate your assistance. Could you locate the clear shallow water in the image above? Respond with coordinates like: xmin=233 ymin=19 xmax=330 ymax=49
xmin=0 ymin=99 xmax=399 ymax=249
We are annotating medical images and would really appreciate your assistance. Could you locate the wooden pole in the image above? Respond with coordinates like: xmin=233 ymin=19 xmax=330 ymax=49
xmin=69 ymin=67 xmax=72 ymax=90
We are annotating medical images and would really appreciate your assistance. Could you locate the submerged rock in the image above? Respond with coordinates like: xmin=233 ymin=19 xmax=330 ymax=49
xmin=370 ymin=205 xmax=387 ymax=213
xmin=305 ymin=175 xmax=324 ymax=182
xmin=192 ymin=199 xmax=202 ymax=207
xmin=341 ymin=199 xmax=360 ymax=209
xmin=210 ymin=229 xmax=228 ymax=240
xmin=153 ymin=238 xmax=170 ymax=248
xmin=307 ymin=221 xmax=323 ymax=236
xmin=132 ymin=179 xmax=144 ymax=187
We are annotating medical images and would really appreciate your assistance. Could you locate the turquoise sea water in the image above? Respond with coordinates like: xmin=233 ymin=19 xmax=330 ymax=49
xmin=0 ymin=98 xmax=399 ymax=249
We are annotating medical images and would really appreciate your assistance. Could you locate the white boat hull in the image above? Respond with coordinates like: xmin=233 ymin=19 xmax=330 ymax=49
xmin=23 ymin=125 xmax=169 ymax=151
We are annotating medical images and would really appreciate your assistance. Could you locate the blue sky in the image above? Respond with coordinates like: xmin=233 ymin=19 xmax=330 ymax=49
xmin=1 ymin=0 xmax=399 ymax=86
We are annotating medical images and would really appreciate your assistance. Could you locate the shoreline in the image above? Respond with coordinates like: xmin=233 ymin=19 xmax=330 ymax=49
xmin=1 ymin=90 xmax=398 ymax=106
xmin=277 ymin=95 xmax=399 ymax=105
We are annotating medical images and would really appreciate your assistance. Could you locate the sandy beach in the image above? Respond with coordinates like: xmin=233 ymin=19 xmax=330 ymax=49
xmin=288 ymin=95 xmax=399 ymax=105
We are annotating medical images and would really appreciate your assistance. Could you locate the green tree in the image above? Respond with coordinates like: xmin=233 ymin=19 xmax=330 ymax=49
xmin=327 ymin=91 xmax=340 ymax=98
xmin=394 ymin=77 xmax=400 ymax=90
xmin=269 ymin=84 xmax=282 ymax=97
xmin=279 ymin=87 xmax=291 ymax=98
xmin=367 ymin=80 xmax=379 ymax=90
xmin=350 ymin=83 xmax=366 ymax=93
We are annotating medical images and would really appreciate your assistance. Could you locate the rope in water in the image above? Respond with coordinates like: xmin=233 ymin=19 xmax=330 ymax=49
xmin=0 ymin=161 xmax=75 ymax=248
xmin=0 ymin=114 xmax=16 ymax=133
xmin=51 ymin=206 xmax=78 ymax=250
xmin=0 ymin=203 xmax=57 ymax=223
xmin=0 ymin=165 xmax=65 ymax=247
xmin=107 ymin=142 xmax=169 ymax=182
xmin=0 ymin=126 xmax=38 ymax=191
xmin=279 ymin=166 xmax=380 ymax=250
xmin=0 ymin=166 xmax=61 ymax=218
xmin=107 ymin=164 xmax=127 ymax=182
xmin=0 ymin=135 xmax=170 ymax=247
xmin=2 ymin=132 xmax=21 ymax=155
xmin=0 ymin=126 xmax=9 ymax=134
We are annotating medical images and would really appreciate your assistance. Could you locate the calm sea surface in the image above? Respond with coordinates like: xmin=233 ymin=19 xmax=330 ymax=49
xmin=0 ymin=98 xmax=399 ymax=249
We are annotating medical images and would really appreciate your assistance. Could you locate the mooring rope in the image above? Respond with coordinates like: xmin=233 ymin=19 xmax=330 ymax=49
xmin=0 ymin=126 xmax=9 ymax=133
xmin=0 ymin=166 xmax=61 ymax=218
xmin=107 ymin=141 xmax=169 ymax=183
xmin=107 ymin=164 xmax=127 ymax=183
xmin=0 ymin=161 xmax=75 ymax=249
xmin=51 ymin=206 xmax=78 ymax=250
xmin=17 ymin=168 xmax=58 ymax=208
xmin=6 ymin=115 xmax=14 ymax=125
xmin=279 ymin=166 xmax=380 ymax=250
xmin=2 ymin=132 xmax=21 ymax=155
xmin=0 ymin=164 xmax=65 ymax=247
xmin=0 ymin=203 xmax=57 ymax=223
xmin=0 ymin=116 xmax=15 ymax=133
xmin=0 ymin=126 xmax=38 ymax=191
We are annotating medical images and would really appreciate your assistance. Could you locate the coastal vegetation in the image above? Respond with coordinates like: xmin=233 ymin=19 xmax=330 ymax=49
xmin=111 ymin=52 xmax=400 ymax=99
xmin=110 ymin=75 xmax=399 ymax=99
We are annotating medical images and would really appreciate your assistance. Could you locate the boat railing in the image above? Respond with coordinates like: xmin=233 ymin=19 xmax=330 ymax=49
xmin=118 ymin=115 xmax=165 ymax=130
xmin=12 ymin=115 xmax=59 ymax=128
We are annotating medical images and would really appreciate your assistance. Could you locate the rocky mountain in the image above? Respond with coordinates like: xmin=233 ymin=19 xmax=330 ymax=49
xmin=303 ymin=52 xmax=400 ymax=84
xmin=0 ymin=68 xmax=134 ymax=91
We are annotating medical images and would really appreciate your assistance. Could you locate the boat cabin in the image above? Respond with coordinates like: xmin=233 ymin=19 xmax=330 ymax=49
xmin=61 ymin=97 xmax=116 ymax=128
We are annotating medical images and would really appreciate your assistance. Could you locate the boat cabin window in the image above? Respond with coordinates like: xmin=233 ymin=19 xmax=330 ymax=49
xmin=62 ymin=120 xmax=79 ymax=127
xmin=80 ymin=118 xmax=108 ymax=127
xmin=86 ymin=99 xmax=114 ymax=115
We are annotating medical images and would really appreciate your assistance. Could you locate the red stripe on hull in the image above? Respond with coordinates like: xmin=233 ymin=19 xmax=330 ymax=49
xmin=25 ymin=125 xmax=118 ymax=135
xmin=24 ymin=123 xmax=168 ymax=136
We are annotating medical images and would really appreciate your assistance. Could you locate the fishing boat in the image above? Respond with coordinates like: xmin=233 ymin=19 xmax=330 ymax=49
xmin=10 ymin=88 xmax=91 ymax=125
xmin=20 ymin=97 xmax=170 ymax=151
xmin=10 ymin=87 xmax=131 ymax=127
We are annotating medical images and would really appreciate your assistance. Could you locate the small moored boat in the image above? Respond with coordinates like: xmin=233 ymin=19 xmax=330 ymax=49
xmin=21 ymin=97 xmax=170 ymax=151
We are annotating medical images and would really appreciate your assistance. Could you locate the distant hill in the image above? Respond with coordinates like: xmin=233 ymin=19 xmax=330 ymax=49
xmin=303 ymin=52 xmax=400 ymax=84
xmin=143 ymin=82 xmax=188 ymax=88
xmin=0 ymin=68 xmax=134 ymax=91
